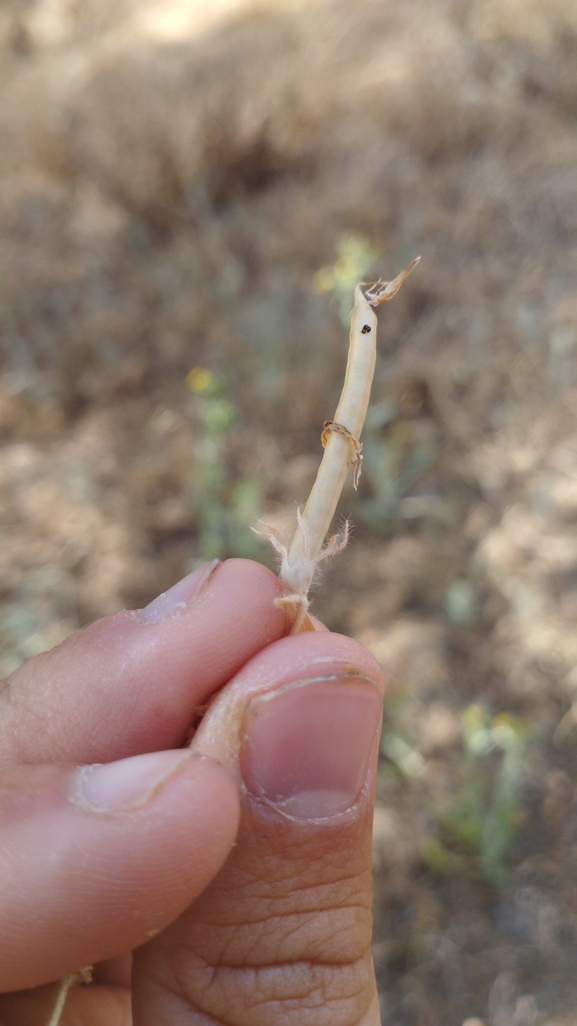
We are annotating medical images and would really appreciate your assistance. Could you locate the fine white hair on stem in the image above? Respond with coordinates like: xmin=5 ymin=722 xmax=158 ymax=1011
xmin=257 ymin=256 xmax=420 ymax=632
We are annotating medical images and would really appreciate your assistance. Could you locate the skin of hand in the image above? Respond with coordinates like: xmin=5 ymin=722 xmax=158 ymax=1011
xmin=0 ymin=558 xmax=384 ymax=1026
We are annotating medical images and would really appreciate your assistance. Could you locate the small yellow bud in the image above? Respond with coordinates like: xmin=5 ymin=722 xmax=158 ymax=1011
xmin=186 ymin=367 xmax=213 ymax=394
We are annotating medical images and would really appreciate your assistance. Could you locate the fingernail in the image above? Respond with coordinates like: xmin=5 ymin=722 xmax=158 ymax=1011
xmin=70 ymin=749 xmax=197 ymax=812
xmin=240 ymin=675 xmax=382 ymax=820
xmin=136 ymin=559 xmax=221 ymax=624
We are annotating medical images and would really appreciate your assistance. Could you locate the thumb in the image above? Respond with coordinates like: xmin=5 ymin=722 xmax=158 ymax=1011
xmin=133 ymin=631 xmax=384 ymax=1026
xmin=0 ymin=750 xmax=239 ymax=992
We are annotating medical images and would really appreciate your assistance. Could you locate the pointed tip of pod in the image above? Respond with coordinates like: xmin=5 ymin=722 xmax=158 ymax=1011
xmin=362 ymin=255 xmax=421 ymax=307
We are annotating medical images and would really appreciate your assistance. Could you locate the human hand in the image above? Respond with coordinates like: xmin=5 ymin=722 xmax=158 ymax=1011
xmin=0 ymin=558 xmax=384 ymax=1025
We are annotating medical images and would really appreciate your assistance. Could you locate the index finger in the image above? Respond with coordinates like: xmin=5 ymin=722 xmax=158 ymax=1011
xmin=0 ymin=559 xmax=288 ymax=767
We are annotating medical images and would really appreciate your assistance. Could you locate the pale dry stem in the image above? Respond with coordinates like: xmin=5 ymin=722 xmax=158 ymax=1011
xmin=258 ymin=257 xmax=420 ymax=631
xmin=46 ymin=967 xmax=93 ymax=1026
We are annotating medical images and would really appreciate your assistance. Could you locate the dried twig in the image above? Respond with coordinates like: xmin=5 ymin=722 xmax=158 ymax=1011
xmin=46 ymin=967 xmax=93 ymax=1026
xmin=258 ymin=257 xmax=420 ymax=631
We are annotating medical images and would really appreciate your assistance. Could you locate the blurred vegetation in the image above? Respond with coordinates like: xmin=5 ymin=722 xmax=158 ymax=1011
xmin=382 ymin=698 xmax=534 ymax=888
xmin=429 ymin=706 xmax=533 ymax=888
xmin=186 ymin=365 xmax=263 ymax=562
xmin=0 ymin=0 xmax=576 ymax=1023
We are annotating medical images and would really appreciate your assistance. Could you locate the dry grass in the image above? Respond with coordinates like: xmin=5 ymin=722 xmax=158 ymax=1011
xmin=0 ymin=0 xmax=577 ymax=1022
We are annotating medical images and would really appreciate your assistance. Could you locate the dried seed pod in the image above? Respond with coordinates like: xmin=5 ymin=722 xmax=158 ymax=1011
xmin=258 ymin=257 xmax=420 ymax=632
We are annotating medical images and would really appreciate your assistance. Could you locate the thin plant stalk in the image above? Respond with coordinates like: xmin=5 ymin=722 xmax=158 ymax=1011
xmin=46 ymin=975 xmax=75 ymax=1026
xmin=259 ymin=257 xmax=420 ymax=631
xmin=46 ymin=967 xmax=93 ymax=1026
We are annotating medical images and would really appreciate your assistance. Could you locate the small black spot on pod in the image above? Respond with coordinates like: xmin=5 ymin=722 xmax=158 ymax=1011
xmin=361 ymin=324 xmax=371 ymax=334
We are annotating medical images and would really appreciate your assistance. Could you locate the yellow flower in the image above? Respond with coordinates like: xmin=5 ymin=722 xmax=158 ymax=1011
xmin=187 ymin=367 xmax=213 ymax=394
